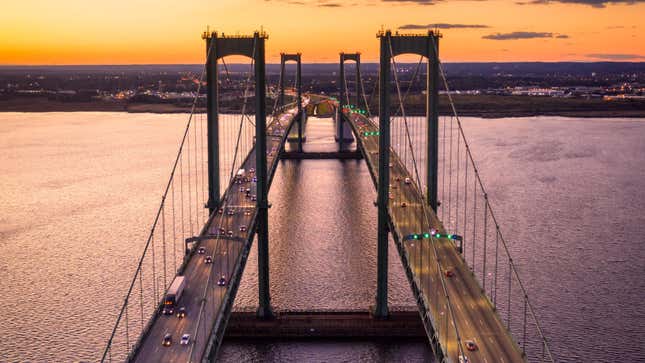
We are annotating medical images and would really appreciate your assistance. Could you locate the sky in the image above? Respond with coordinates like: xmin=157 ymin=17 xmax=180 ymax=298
xmin=0 ymin=0 xmax=643 ymax=64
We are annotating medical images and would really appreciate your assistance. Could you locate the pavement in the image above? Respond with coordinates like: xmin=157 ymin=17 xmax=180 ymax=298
xmin=131 ymin=105 xmax=304 ymax=363
xmin=346 ymin=110 xmax=526 ymax=363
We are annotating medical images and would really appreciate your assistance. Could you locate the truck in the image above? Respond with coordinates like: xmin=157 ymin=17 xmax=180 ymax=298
xmin=235 ymin=168 xmax=246 ymax=183
xmin=162 ymin=276 xmax=186 ymax=315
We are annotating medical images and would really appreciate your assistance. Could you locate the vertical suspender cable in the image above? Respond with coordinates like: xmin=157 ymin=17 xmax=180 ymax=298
xmin=162 ymin=203 xmax=167 ymax=291
xmin=482 ymin=195 xmax=488 ymax=291
xmin=172 ymin=180 xmax=177 ymax=272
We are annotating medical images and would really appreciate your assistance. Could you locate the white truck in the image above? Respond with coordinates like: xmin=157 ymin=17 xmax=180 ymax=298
xmin=162 ymin=276 xmax=186 ymax=315
xmin=235 ymin=168 xmax=246 ymax=183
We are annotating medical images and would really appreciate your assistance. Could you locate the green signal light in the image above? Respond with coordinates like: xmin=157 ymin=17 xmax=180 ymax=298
xmin=435 ymin=233 xmax=441 ymax=238
xmin=423 ymin=233 xmax=430 ymax=238
xmin=448 ymin=234 xmax=453 ymax=239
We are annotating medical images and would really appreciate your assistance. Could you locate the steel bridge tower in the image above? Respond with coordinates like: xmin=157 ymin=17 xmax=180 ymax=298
xmin=374 ymin=30 xmax=441 ymax=319
xmin=279 ymin=53 xmax=304 ymax=152
xmin=204 ymin=31 xmax=274 ymax=320
xmin=338 ymin=52 xmax=361 ymax=150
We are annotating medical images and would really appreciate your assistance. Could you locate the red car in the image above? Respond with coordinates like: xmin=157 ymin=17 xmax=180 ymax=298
xmin=445 ymin=269 xmax=455 ymax=278
xmin=465 ymin=340 xmax=478 ymax=351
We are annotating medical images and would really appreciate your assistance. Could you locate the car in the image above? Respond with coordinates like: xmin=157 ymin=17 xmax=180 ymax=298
xmin=219 ymin=227 xmax=226 ymax=234
xmin=240 ymin=225 xmax=247 ymax=232
xmin=249 ymin=168 xmax=255 ymax=174
xmin=217 ymin=275 xmax=227 ymax=286
xmin=205 ymin=255 xmax=213 ymax=264
xmin=445 ymin=269 xmax=455 ymax=278
xmin=227 ymin=209 xmax=235 ymax=216
xmin=401 ymin=202 xmax=407 ymax=208
xmin=395 ymin=176 xmax=401 ymax=182
xmin=251 ymin=195 xmax=257 ymax=201
xmin=239 ymin=186 xmax=245 ymax=193
xmin=465 ymin=340 xmax=478 ymax=351
xmin=218 ymin=208 xmax=224 ymax=214
xmin=245 ymin=188 xmax=251 ymax=194
xmin=198 ymin=246 xmax=206 ymax=254
xmin=390 ymin=184 xmax=397 ymax=189
xmin=177 ymin=307 xmax=186 ymax=318
xmin=162 ymin=333 xmax=172 ymax=346
xmin=458 ymin=355 xmax=469 ymax=363
xmin=244 ymin=210 xmax=252 ymax=216
xmin=180 ymin=333 xmax=190 ymax=345
xmin=389 ymin=163 xmax=393 ymax=168
xmin=404 ymin=177 xmax=412 ymax=184
xmin=227 ymin=230 xmax=234 ymax=237
xmin=252 ymin=176 xmax=257 ymax=183
xmin=162 ymin=306 xmax=174 ymax=315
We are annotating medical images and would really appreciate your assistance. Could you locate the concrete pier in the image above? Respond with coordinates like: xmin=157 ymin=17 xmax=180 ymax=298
xmin=280 ymin=151 xmax=363 ymax=160
xmin=224 ymin=308 xmax=425 ymax=338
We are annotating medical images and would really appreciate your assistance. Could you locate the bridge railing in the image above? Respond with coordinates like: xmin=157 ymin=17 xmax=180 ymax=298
xmin=342 ymin=110 xmax=468 ymax=362
xmin=101 ymin=66 xmax=211 ymax=363
xmin=188 ymin=102 xmax=302 ymax=362
xmin=345 ymin=39 xmax=555 ymax=360
xmin=435 ymin=62 xmax=556 ymax=362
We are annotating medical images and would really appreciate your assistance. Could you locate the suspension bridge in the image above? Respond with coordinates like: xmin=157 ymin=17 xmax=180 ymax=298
xmin=101 ymin=30 xmax=555 ymax=363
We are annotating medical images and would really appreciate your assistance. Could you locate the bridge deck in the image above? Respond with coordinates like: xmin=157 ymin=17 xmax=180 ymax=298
xmin=131 ymin=105 xmax=304 ymax=363
xmin=345 ymin=111 xmax=525 ymax=363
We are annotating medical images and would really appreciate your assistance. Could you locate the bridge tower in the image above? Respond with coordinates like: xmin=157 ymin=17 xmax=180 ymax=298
xmin=337 ymin=52 xmax=361 ymax=150
xmin=375 ymin=30 xmax=441 ymax=319
xmin=279 ymin=53 xmax=304 ymax=152
xmin=203 ymin=31 xmax=274 ymax=319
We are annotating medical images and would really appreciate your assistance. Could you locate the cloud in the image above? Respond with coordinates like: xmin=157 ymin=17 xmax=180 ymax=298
xmin=482 ymin=32 xmax=554 ymax=40
xmin=586 ymin=53 xmax=645 ymax=60
xmin=555 ymin=34 xmax=570 ymax=38
xmin=399 ymin=23 xmax=489 ymax=29
xmin=381 ymin=0 xmax=439 ymax=4
xmin=264 ymin=0 xmax=347 ymax=6
xmin=516 ymin=0 xmax=644 ymax=8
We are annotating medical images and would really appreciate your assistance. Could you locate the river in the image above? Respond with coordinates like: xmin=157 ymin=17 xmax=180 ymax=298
xmin=0 ymin=112 xmax=643 ymax=362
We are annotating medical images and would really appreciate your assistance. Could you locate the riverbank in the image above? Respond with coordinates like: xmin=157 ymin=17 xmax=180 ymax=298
xmin=1 ymin=95 xmax=644 ymax=118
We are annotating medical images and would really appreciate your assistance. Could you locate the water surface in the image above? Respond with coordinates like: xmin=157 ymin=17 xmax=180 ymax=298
xmin=0 ymin=113 xmax=643 ymax=362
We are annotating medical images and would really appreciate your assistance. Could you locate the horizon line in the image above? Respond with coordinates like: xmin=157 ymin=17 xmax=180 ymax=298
xmin=1 ymin=60 xmax=645 ymax=67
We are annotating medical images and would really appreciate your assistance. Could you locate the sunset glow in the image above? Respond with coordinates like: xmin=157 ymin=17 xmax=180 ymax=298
xmin=0 ymin=0 xmax=643 ymax=64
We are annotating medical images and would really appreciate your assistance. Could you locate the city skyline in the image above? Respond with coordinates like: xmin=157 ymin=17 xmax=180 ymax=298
xmin=1 ymin=0 xmax=644 ymax=65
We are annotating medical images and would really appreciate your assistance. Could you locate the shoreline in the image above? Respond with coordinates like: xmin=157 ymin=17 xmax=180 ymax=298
xmin=1 ymin=96 xmax=644 ymax=118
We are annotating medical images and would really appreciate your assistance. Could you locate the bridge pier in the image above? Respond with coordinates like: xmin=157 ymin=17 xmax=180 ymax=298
xmin=225 ymin=308 xmax=425 ymax=338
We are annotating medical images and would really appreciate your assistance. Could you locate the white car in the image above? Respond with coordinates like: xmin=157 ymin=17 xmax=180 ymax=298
xmin=458 ymin=355 xmax=469 ymax=363
xmin=404 ymin=177 xmax=411 ymax=184
xmin=180 ymin=333 xmax=190 ymax=345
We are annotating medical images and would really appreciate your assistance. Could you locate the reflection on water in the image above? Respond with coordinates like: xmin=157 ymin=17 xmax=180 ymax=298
xmin=0 ymin=113 xmax=643 ymax=362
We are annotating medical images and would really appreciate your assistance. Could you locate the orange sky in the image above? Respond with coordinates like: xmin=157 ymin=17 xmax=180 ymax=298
xmin=0 ymin=0 xmax=643 ymax=64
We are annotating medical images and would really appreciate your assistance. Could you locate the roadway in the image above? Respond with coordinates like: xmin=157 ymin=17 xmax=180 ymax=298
xmin=345 ymin=110 xmax=526 ymax=363
xmin=131 ymin=104 xmax=305 ymax=363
